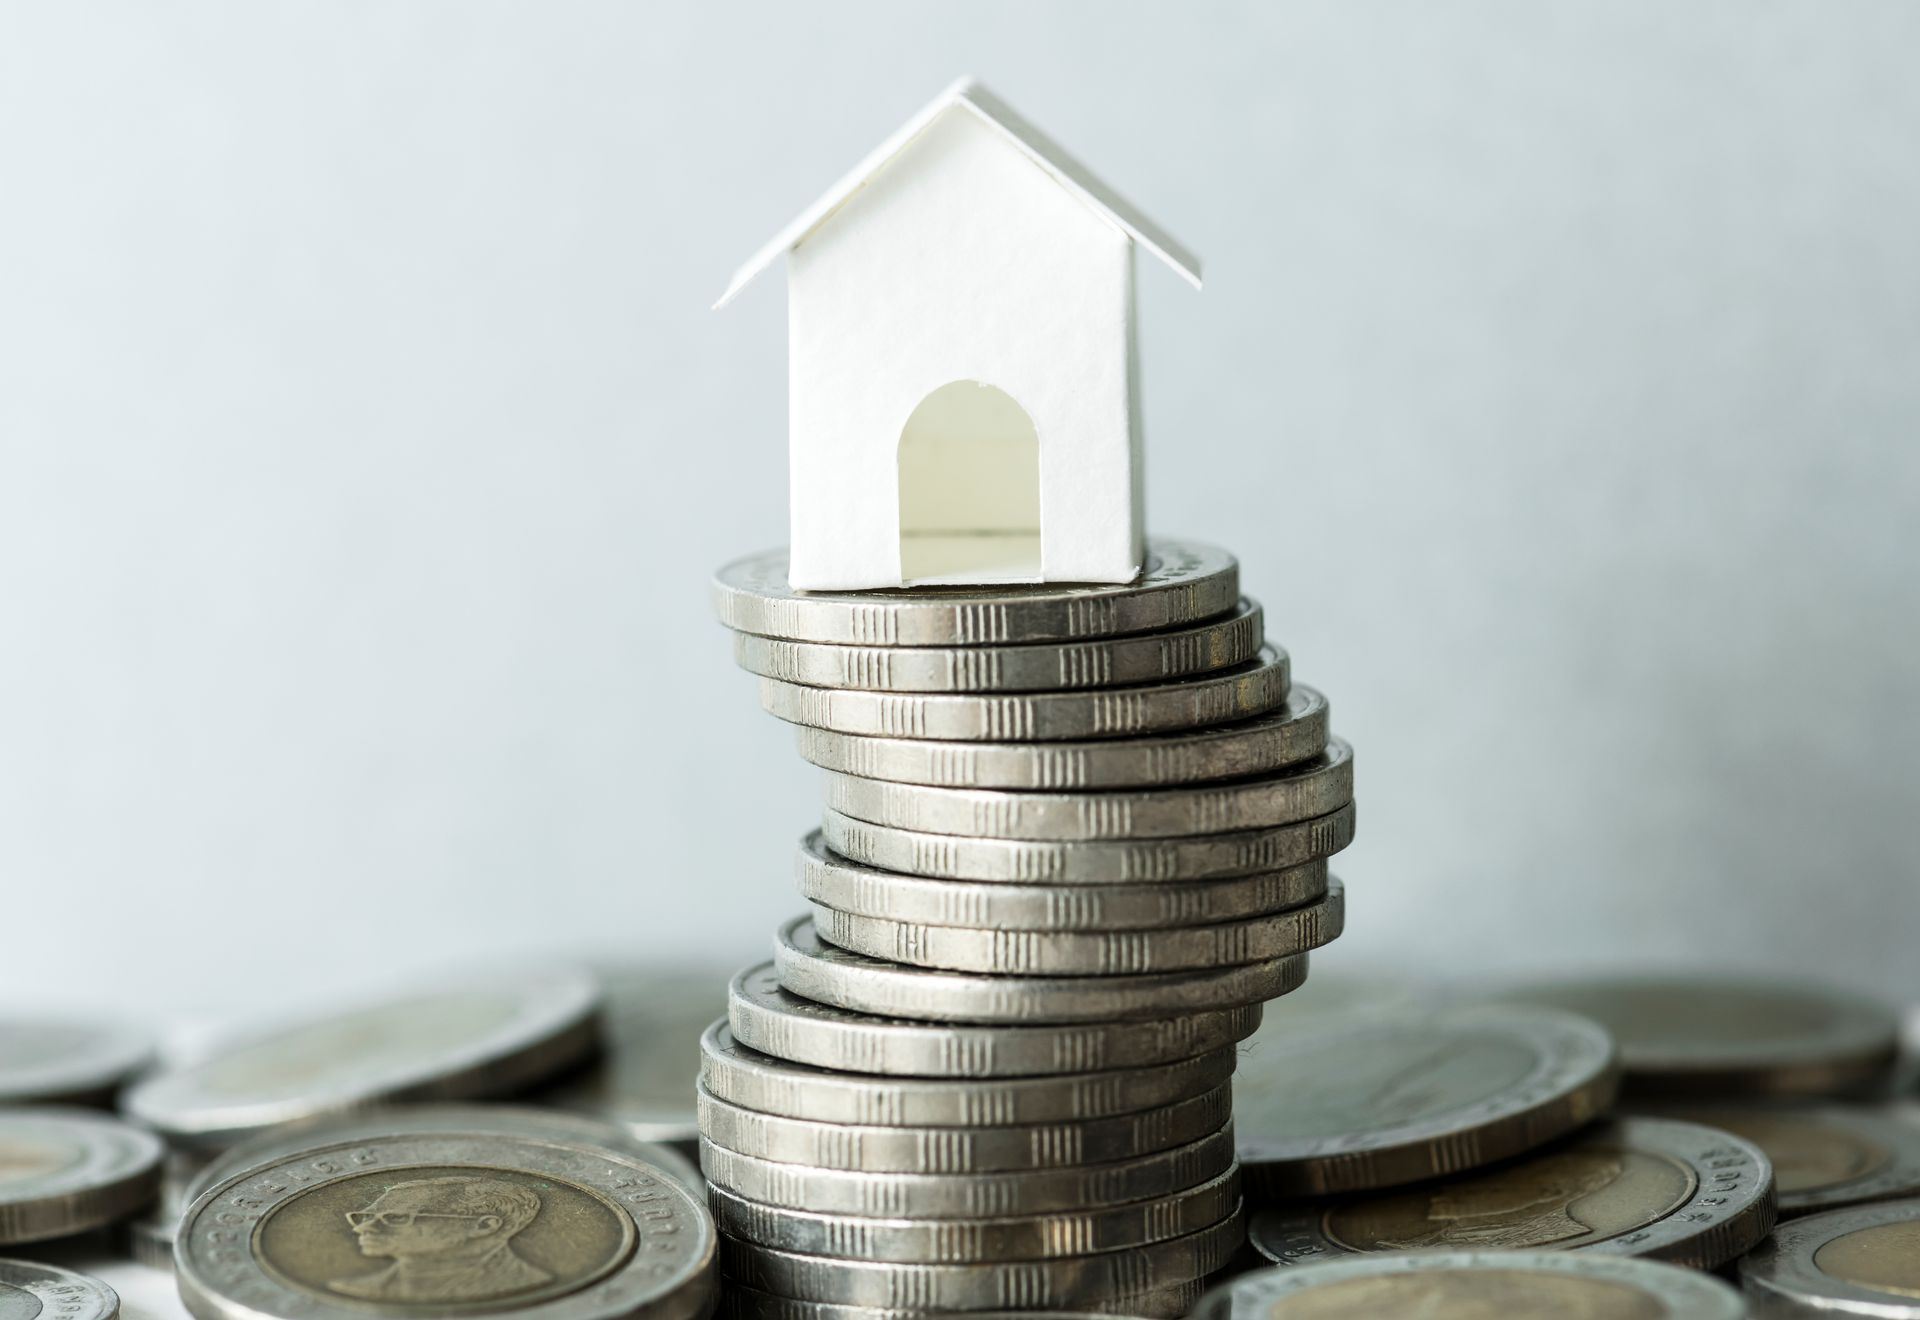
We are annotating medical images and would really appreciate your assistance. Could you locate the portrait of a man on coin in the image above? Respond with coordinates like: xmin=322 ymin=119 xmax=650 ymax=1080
xmin=333 ymin=1175 xmax=555 ymax=1302
xmin=1338 ymin=1149 xmax=1626 ymax=1251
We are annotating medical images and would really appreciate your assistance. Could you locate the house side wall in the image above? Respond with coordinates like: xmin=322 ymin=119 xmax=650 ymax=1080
xmin=786 ymin=105 xmax=1139 ymax=590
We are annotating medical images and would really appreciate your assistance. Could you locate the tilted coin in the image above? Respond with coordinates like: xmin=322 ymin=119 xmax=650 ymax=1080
xmin=0 ymin=1108 xmax=164 ymax=1245
xmin=794 ymin=686 xmax=1331 ymax=791
xmin=798 ymin=833 xmax=1329 ymax=931
xmin=1235 ymin=1004 xmax=1620 ymax=1196
xmin=175 ymin=1130 xmax=717 ymax=1320
xmin=718 ymin=1210 xmax=1243 ymax=1309
xmin=820 ymin=739 xmax=1350 ymax=840
xmin=706 ymin=1166 xmax=1240 ymax=1263
xmin=700 ymin=1021 xmax=1238 ymax=1126
xmin=1740 ymin=1197 xmax=1920 ymax=1319
xmin=697 ymin=1082 xmax=1233 ymax=1172
xmin=0 ymin=1259 xmax=121 ymax=1320
xmin=1496 ymin=975 xmax=1901 ymax=1099
xmin=0 ymin=1017 xmax=152 ymax=1106
xmin=735 ymin=598 xmax=1263 ymax=693
xmin=1635 ymin=1103 xmax=1920 ymax=1217
xmin=125 ymin=966 xmax=601 ymax=1150
xmin=720 ymin=1284 xmax=1203 ymax=1320
xmin=775 ymin=916 xmax=1309 ymax=1024
xmin=1193 ymin=1251 xmax=1745 ymax=1320
xmin=1250 ymin=1117 xmax=1776 ymax=1271
xmin=713 ymin=540 xmax=1239 ymax=646
xmin=760 ymin=646 xmax=1290 ymax=742
xmin=127 ymin=1206 xmax=178 ymax=1270
xmin=728 ymin=964 xmax=1263 ymax=1078
xmin=820 ymin=802 xmax=1357 ymax=884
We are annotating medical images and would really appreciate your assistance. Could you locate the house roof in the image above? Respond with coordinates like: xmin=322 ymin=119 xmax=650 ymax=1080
xmin=714 ymin=77 xmax=1203 ymax=310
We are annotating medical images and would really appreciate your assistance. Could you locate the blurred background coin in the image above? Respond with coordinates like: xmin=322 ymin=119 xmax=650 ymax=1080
xmin=0 ymin=1258 xmax=122 ymax=1320
xmin=0 ymin=1018 xmax=152 ymax=1107
xmin=1740 ymin=1197 xmax=1920 ymax=1319
xmin=1634 ymin=1103 xmax=1920 ymax=1217
xmin=0 ymin=1108 xmax=164 ymax=1245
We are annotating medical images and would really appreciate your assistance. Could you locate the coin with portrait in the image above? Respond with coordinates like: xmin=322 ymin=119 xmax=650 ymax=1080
xmin=1741 ymin=1197 xmax=1920 ymax=1318
xmin=1636 ymin=1104 xmax=1920 ymax=1217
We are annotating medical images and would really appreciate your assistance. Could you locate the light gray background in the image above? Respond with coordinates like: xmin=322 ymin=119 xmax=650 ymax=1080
xmin=3 ymin=2 xmax=1916 ymax=1021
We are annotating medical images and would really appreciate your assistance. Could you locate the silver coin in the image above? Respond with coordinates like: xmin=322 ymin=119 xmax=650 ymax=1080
xmin=735 ymin=598 xmax=1263 ymax=693
xmin=0 ymin=1017 xmax=152 ymax=1105
xmin=125 ymin=966 xmax=601 ymax=1150
xmin=1250 ymin=1117 xmax=1776 ymax=1271
xmin=797 ymin=833 xmax=1329 ymax=931
xmin=1633 ymin=1103 xmax=1920 ymax=1218
xmin=793 ymin=686 xmax=1331 ymax=791
xmin=126 ymin=1205 xmax=178 ymax=1270
xmin=820 ymin=802 xmax=1357 ymax=884
xmin=0 ymin=1258 xmax=120 ymax=1320
xmin=718 ymin=1209 xmax=1243 ymax=1309
xmin=1739 ymin=1197 xmax=1920 ymax=1318
xmin=720 ymin=1283 xmax=1203 ymax=1320
xmin=0 ymin=1107 xmax=164 ymax=1245
xmin=707 ymin=1165 xmax=1240 ymax=1263
xmin=1235 ymin=1004 xmax=1620 ymax=1195
xmin=728 ymin=964 xmax=1263 ymax=1078
xmin=175 ymin=1130 xmax=717 ymax=1320
xmin=760 ymin=646 xmax=1290 ymax=742
xmin=713 ymin=540 xmax=1240 ymax=647
xmin=1193 ymin=1251 xmax=1746 ymax=1320
xmin=776 ymin=916 xmax=1310 ymax=1024
xmin=821 ymin=739 xmax=1351 ymax=841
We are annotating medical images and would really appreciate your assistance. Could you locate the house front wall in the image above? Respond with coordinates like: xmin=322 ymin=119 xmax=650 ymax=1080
xmin=786 ymin=105 xmax=1141 ymax=590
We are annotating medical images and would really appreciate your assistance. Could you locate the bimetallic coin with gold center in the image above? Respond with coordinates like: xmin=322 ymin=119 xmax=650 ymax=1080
xmin=0 ymin=1259 xmax=121 ymax=1320
xmin=0 ymin=1107 xmax=164 ymax=1245
xmin=1637 ymin=1104 xmax=1920 ymax=1217
xmin=1741 ymin=1197 xmax=1920 ymax=1318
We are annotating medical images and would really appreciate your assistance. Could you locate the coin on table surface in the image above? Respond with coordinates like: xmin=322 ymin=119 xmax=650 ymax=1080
xmin=1234 ymin=1003 xmax=1619 ymax=1196
xmin=793 ymin=686 xmax=1332 ymax=791
xmin=1740 ymin=1197 xmax=1920 ymax=1319
xmin=727 ymin=964 xmax=1263 ymax=1078
xmin=720 ymin=1285 xmax=1203 ymax=1320
xmin=1634 ymin=1103 xmax=1920 ymax=1218
xmin=734 ymin=598 xmax=1263 ymax=693
xmin=0 ymin=1017 xmax=152 ymax=1106
xmin=760 ymin=646 xmax=1290 ymax=743
xmin=1250 ymin=1117 xmax=1775 ymax=1272
xmin=0 ymin=1259 xmax=121 ymax=1320
xmin=175 ymin=1130 xmax=716 ymax=1320
xmin=713 ymin=540 xmax=1240 ymax=647
xmin=820 ymin=802 xmax=1357 ymax=884
xmin=1495 ymin=975 xmax=1901 ymax=1099
xmin=1192 ymin=1251 xmax=1745 ymax=1320
xmin=798 ymin=833 xmax=1329 ymax=931
xmin=775 ymin=916 xmax=1309 ymax=1024
xmin=125 ymin=966 xmax=601 ymax=1150
xmin=0 ymin=1108 xmax=163 ymax=1245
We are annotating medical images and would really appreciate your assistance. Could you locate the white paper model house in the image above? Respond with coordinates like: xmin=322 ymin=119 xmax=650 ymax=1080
xmin=717 ymin=78 xmax=1201 ymax=591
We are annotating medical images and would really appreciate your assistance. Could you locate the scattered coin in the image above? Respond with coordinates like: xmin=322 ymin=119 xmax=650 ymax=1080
xmin=720 ymin=1285 xmax=1202 ymax=1320
xmin=1235 ymin=1003 xmax=1619 ymax=1196
xmin=712 ymin=540 xmax=1240 ymax=647
xmin=1192 ymin=1250 xmax=1746 ymax=1320
xmin=125 ymin=966 xmax=602 ymax=1150
xmin=125 ymin=1207 xmax=177 ymax=1270
xmin=0 ymin=1258 xmax=121 ymax=1320
xmin=0 ymin=1017 xmax=152 ymax=1106
xmin=1740 ymin=1197 xmax=1920 ymax=1318
xmin=0 ymin=1108 xmax=164 ymax=1245
xmin=1635 ymin=1103 xmax=1920 ymax=1217
xmin=1249 ymin=1117 xmax=1776 ymax=1271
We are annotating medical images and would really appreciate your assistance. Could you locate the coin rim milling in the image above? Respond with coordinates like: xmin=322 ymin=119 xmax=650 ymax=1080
xmin=174 ymin=1131 xmax=718 ymax=1320
xmin=716 ymin=1283 xmax=1206 ymax=1320
xmin=1234 ymin=1003 xmax=1622 ymax=1196
xmin=0 ymin=1018 xmax=153 ymax=1106
xmin=0 ymin=1106 xmax=166 ymax=1245
xmin=1738 ymin=1196 xmax=1920 ymax=1316
xmin=0 ymin=1256 xmax=123 ymax=1320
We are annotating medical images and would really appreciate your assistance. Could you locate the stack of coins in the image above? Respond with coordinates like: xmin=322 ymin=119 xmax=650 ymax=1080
xmin=705 ymin=539 xmax=1357 ymax=1314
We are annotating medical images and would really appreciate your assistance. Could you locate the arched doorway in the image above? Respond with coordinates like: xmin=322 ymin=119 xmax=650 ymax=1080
xmin=897 ymin=380 xmax=1041 ymax=584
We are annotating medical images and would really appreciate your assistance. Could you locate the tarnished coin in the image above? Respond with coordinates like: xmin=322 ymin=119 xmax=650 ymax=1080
xmin=775 ymin=916 xmax=1309 ymax=1024
xmin=794 ymin=686 xmax=1331 ymax=790
xmin=713 ymin=540 xmax=1239 ymax=647
xmin=1250 ymin=1117 xmax=1776 ymax=1271
xmin=700 ymin=1021 xmax=1237 ymax=1126
xmin=175 ymin=1130 xmax=717 ymax=1320
xmin=1235 ymin=1004 xmax=1620 ymax=1195
xmin=1497 ymin=976 xmax=1901 ymax=1099
xmin=697 ymin=1082 xmax=1232 ymax=1172
xmin=720 ymin=1285 xmax=1203 ymax=1320
xmin=0 ymin=1108 xmax=163 ymax=1244
xmin=1740 ymin=1197 xmax=1920 ymax=1318
xmin=1193 ymin=1251 xmax=1745 ymax=1320
xmin=0 ymin=1017 xmax=151 ymax=1106
xmin=0 ymin=1259 xmax=121 ymax=1320
xmin=699 ymin=1125 xmax=1237 ymax=1219
xmin=760 ymin=646 xmax=1290 ymax=742
xmin=735 ymin=598 xmax=1263 ymax=693
xmin=718 ymin=1210 xmax=1243 ymax=1309
xmin=1636 ymin=1104 xmax=1920 ymax=1217
xmin=821 ymin=739 xmax=1351 ymax=840
xmin=728 ymin=964 xmax=1263 ymax=1078
xmin=821 ymin=802 xmax=1357 ymax=884
xmin=707 ymin=1166 xmax=1240 ymax=1263
xmin=126 ymin=966 xmax=601 ymax=1150
xmin=798 ymin=833 xmax=1329 ymax=931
